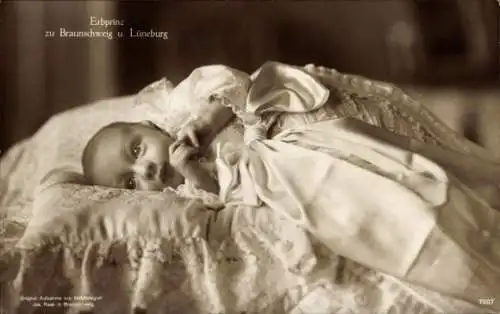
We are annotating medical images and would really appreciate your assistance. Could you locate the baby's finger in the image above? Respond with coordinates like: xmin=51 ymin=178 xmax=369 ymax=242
xmin=180 ymin=145 xmax=198 ymax=158
xmin=180 ymin=147 xmax=200 ymax=163
xmin=187 ymin=129 xmax=199 ymax=147
xmin=169 ymin=140 xmax=183 ymax=154
xmin=172 ymin=143 xmax=194 ymax=159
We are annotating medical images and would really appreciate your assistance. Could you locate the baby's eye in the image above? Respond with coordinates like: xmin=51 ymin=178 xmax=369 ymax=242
xmin=131 ymin=141 xmax=142 ymax=159
xmin=125 ymin=176 xmax=137 ymax=190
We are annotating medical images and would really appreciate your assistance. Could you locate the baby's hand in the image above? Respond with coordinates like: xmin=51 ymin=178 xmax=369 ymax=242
xmin=169 ymin=140 xmax=220 ymax=194
xmin=169 ymin=141 xmax=199 ymax=178
xmin=176 ymin=122 xmax=200 ymax=148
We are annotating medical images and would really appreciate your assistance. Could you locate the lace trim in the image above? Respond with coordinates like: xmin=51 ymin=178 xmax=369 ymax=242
xmin=168 ymin=182 xmax=223 ymax=210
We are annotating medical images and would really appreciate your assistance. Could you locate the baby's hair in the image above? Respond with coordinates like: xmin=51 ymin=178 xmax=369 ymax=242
xmin=82 ymin=121 xmax=129 ymax=181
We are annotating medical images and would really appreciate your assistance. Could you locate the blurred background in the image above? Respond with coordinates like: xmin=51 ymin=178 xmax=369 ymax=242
xmin=1 ymin=0 xmax=500 ymax=155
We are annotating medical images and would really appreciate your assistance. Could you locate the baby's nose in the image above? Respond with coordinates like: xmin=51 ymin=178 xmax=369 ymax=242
xmin=134 ymin=162 xmax=157 ymax=181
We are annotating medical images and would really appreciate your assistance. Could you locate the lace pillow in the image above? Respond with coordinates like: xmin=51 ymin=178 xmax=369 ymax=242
xmin=19 ymin=182 xmax=212 ymax=252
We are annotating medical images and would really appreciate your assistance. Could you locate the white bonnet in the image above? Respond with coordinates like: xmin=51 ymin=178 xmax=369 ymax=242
xmin=136 ymin=65 xmax=251 ymax=136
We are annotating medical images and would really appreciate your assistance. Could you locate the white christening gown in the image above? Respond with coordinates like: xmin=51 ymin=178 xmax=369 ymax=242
xmin=215 ymin=61 xmax=500 ymax=310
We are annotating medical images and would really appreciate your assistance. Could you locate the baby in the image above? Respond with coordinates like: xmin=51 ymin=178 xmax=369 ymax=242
xmin=81 ymin=62 xmax=325 ymax=195
xmin=82 ymin=96 xmax=235 ymax=194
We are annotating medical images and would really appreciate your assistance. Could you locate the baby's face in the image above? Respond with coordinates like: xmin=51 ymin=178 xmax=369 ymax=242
xmin=84 ymin=121 xmax=184 ymax=191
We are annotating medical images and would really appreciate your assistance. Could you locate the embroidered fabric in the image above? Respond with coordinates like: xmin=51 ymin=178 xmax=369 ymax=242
xmin=0 ymin=64 xmax=497 ymax=314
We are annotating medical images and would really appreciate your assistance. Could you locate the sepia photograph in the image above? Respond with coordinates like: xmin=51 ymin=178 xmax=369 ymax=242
xmin=1 ymin=0 xmax=499 ymax=313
